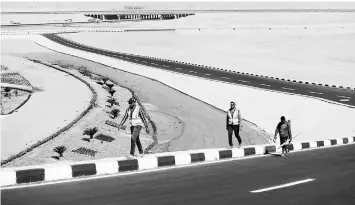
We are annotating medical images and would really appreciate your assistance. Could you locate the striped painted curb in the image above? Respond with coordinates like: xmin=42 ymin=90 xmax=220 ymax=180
xmin=1 ymin=136 xmax=354 ymax=187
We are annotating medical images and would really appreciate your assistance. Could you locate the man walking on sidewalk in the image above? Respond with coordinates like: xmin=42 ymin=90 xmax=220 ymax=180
xmin=274 ymin=116 xmax=292 ymax=156
xmin=118 ymin=97 xmax=150 ymax=158
xmin=226 ymin=101 xmax=243 ymax=148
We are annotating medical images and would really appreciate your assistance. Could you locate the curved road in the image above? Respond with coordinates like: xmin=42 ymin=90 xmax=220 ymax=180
xmin=43 ymin=34 xmax=355 ymax=108
xmin=2 ymin=144 xmax=355 ymax=204
xmin=2 ymin=33 xmax=355 ymax=204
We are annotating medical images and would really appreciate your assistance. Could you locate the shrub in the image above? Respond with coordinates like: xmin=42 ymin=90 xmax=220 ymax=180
xmin=72 ymin=147 xmax=98 ymax=157
xmin=4 ymin=87 xmax=11 ymax=99
xmin=78 ymin=66 xmax=91 ymax=77
xmin=102 ymin=77 xmax=108 ymax=84
xmin=53 ymin=145 xmax=67 ymax=157
xmin=83 ymin=127 xmax=98 ymax=139
xmin=108 ymin=98 xmax=116 ymax=107
xmin=110 ymin=108 xmax=120 ymax=118
xmin=1 ymin=65 xmax=9 ymax=70
xmin=106 ymin=83 xmax=114 ymax=91
xmin=108 ymin=89 xmax=116 ymax=97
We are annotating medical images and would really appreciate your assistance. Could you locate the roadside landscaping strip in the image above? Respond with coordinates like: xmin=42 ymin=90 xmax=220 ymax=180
xmin=1 ymin=136 xmax=354 ymax=187
xmin=0 ymin=60 xmax=97 ymax=166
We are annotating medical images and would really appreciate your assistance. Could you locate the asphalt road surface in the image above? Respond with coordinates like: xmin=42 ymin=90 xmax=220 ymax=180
xmin=43 ymin=34 xmax=355 ymax=108
xmin=2 ymin=144 xmax=354 ymax=205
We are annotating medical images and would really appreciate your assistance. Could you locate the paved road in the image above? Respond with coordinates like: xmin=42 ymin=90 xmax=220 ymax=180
xmin=2 ymin=144 xmax=355 ymax=205
xmin=43 ymin=34 xmax=355 ymax=108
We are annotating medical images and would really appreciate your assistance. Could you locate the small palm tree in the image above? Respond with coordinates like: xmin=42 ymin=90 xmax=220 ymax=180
xmin=83 ymin=127 xmax=99 ymax=140
xmin=108 ymin=89 xmax=116 ymax=97
xmin=110 ymin=108 xmax=120 ymax=119
xmin=102 ymin=77 xmax=108 ymax=84
xmin=53 ymin=146 xmax=67 ymax=158
xmin=109 ymin=98 xmax=116 ymax=107
xmin=107 ymin=83 xmax=114 ymax=91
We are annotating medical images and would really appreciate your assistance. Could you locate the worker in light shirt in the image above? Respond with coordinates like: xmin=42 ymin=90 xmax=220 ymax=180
xmin=226 ymin=101 xmax=243 ymax=148
xmin=118 ymin=97 xmax=150 ymax=158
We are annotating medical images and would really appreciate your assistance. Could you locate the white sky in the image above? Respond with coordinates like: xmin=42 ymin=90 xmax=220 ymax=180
xmin=2 ymin=1 xmax=355 ymax=12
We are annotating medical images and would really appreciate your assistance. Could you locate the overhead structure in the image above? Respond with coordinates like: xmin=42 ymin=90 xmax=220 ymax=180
xmin=84 ymin=12 xmax=195 ymax=21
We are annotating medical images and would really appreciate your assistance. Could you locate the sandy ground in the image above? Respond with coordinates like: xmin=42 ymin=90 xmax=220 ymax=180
xmin=33 ymin=35 xmax=355 ymax=144
xmin=0 ymin=53 xmax=92 ymax=160
xmin=61 ymin=14 xmax=355 ymax=88
xmin=3 ymin=64 xmax=154 ymax=168
xmin=1 ymin=13 xmax=91 ymax=25
xmin=1 ymin=90 xmax=30 ymax=115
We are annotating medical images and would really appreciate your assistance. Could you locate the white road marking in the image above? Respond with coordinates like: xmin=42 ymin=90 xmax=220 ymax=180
xmin=221 ymin=77 xmax=231 ymax=80
xmin=239 ymin=80 xmax=249 ymax=83
xmin=151 ymin=63 xmax=158 ymax=65
xmin=142 ymin=61 xmax=147 ymax=63
xmin=309 ymin=91 xmax=323 ymax=95
xmin=134 ymin=59 xmax=139 ymax=62
xmin=176 ymin=68 xmax=182 ymax=70
xmin=125 ymin=57 xmax=130 ymax=59
xmin=281 ymin=87 xmax=296 ymax=91
xmin=336 ymin=95 xmax=350 ymax=99
xmin=260 ymin=84 xmax=271 ymax=87
xmin=250 ymin=179 xmax=315 ymax=193
xmin=205 ymin=74 xmax=211 ymax=76
xmin=340 ymin=99 xmax=350 ymax=102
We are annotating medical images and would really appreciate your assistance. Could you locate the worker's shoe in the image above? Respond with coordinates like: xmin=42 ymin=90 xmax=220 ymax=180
xmin=126 ymin=154 xmax=136 ymax=159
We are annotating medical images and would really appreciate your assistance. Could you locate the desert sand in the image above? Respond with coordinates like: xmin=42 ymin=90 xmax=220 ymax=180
xmin=62 ymin=12 xmax=355 ymax=88
xmin=0 ymin=53 xmax=92 ymax=160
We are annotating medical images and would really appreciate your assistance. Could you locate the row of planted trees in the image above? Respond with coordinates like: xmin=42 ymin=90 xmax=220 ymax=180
xmin=53 ymin=75 xmax=122 ymax=159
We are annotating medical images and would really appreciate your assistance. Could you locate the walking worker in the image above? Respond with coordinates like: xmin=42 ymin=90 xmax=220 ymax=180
xmin=226 ymin=101 xmax=243 ymax=148
xmin=118 ymin=97 xmax=150 ymax=158
xmin=274 ymin=116 xmax=292 ymax=156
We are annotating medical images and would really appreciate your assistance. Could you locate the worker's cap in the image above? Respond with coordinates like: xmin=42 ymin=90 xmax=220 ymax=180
xmin=128 ymin=97 xmax=136 ymax=104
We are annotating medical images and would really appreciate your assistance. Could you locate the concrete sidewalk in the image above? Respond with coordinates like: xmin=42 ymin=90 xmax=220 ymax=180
xmin=1 ymin=55 xmax=92 ymax=160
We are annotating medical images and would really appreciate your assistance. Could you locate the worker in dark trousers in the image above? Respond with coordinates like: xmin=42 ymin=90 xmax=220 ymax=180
xmin=274 ymin=116 xmax=292 ymax=156
xmin=226 ymin=101 xmax=243 ymax=148
xmin=118 ymin=97 xmax=150 ymax=158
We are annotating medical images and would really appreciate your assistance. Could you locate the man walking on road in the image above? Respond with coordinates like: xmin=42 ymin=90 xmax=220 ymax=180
xmin=118 ymin=97 xmax=150 ymax=158
xmin=226 ymin=101 xmax=243 ymax=148
xmin=274 ymin=116 xmax=292 ymax=156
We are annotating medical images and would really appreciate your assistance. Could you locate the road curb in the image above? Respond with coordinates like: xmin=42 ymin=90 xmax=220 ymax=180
xmin=1 ymin=136 xmax=354 ymax=187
